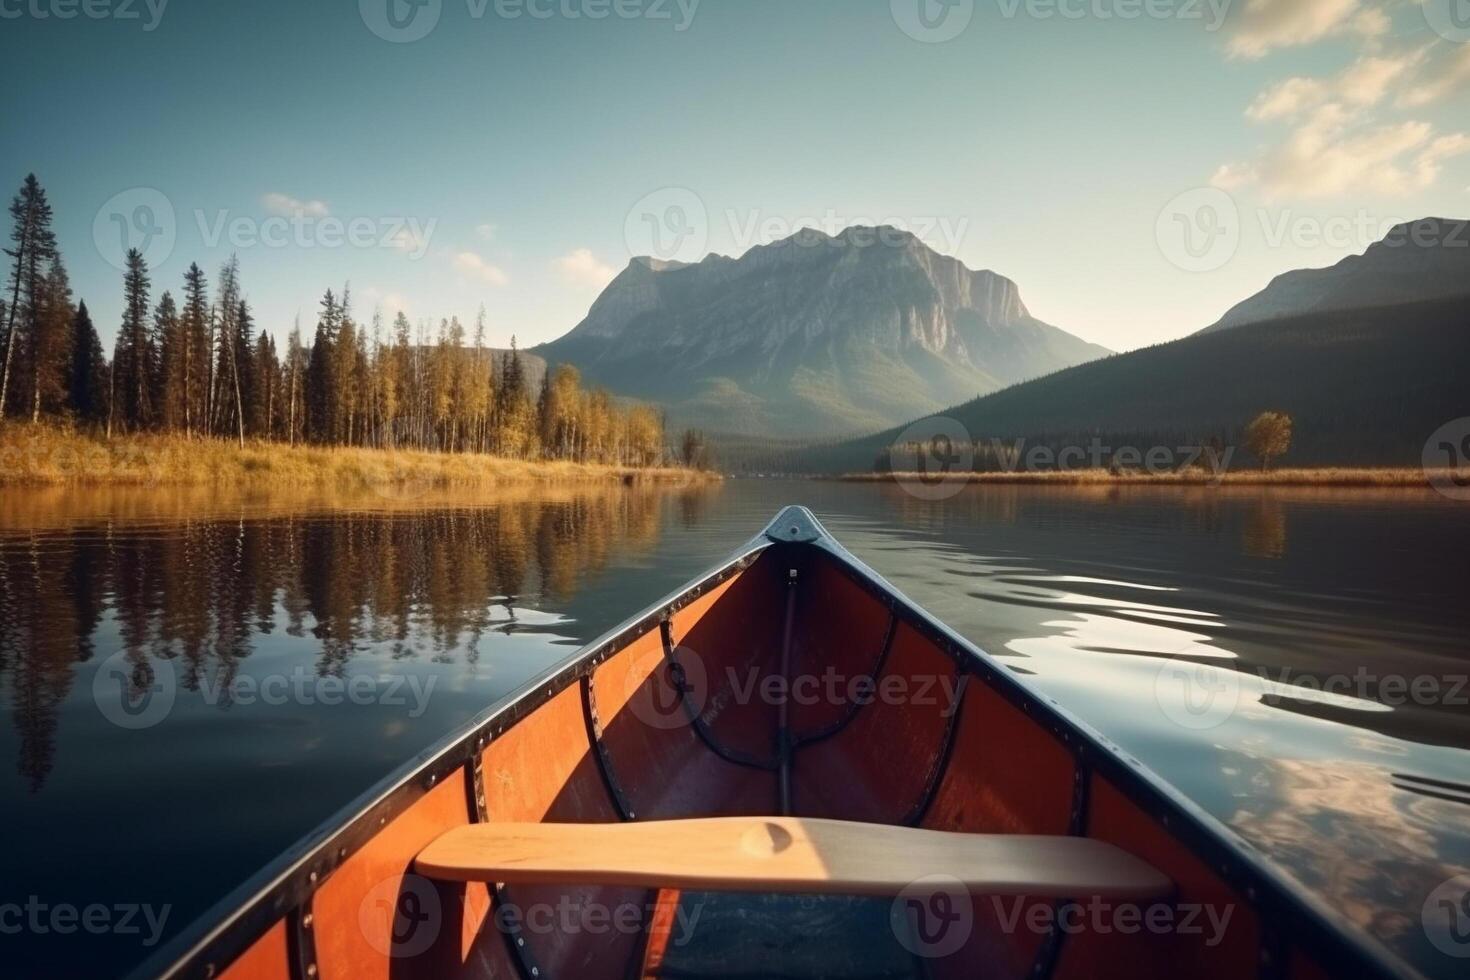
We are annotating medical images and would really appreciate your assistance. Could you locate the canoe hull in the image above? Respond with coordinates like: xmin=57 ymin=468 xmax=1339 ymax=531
xmin=141 ymin=507 xmax=1411 ymax=980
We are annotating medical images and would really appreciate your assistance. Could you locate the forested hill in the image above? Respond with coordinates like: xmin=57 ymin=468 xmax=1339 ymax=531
xmin=792 ymin=294 xmax=1470 ymax=473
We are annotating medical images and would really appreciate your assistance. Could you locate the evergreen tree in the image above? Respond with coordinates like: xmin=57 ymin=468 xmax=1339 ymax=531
xmin=306 ymin=289 xmax=339 ymax=442
xmin=180 ymin=263 xmax=209 ymax=435
xmin=252 ymin=329 xmax=279 ymax=438
xmin=2 ymin=174 xmax=58 ymax=416
xmin=115 ymin=248 xmax=153 ymax=430
xmin=67 ymin=301 xmax=107 ymax=424
xmin=30 ymin=255 xmax=73 ymax=421
xmin=153 ymin=291 xmax=183 ymax=429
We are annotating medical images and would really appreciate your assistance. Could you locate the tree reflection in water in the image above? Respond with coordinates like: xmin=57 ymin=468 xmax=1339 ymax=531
xmin=0 ymin=487 xmax=690 ymax=791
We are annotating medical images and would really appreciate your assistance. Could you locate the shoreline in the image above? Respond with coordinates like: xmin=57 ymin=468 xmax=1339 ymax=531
xmin=0 ymin=424 xmax=716 ymax=490
xmin=829 ymin=467 xmax=1443 ymax=488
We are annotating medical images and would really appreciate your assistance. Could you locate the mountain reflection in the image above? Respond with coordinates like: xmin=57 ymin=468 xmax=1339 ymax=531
xmin=0 ymin=488 xmax=687 ymax=791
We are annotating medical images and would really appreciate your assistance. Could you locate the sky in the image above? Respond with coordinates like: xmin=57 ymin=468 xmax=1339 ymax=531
xmin=1 ymin=0 xmax=1467 ymax=354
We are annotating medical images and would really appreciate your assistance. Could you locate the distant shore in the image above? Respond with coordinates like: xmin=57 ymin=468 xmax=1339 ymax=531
xmin=834 ymin=467 xmax=1441 ymax=488
xmin=0 ymin=424 xmax=716 ymax=490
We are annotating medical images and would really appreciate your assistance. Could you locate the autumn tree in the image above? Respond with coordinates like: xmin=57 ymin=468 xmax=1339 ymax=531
xmin=1245 ymin=411 xmax=1293 ymax=472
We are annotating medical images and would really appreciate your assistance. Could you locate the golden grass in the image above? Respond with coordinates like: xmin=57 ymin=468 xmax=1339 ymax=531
xmin=0 ymin=423 xmax=715 ymax=490
xmin=837 ymin=467 xmax=1441 ymax=488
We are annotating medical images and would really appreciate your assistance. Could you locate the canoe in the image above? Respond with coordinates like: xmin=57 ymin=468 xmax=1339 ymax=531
xmin=133 ymin=506 xmax=1411 ymax=980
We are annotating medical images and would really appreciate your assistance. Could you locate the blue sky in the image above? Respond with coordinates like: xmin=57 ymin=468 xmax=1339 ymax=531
xmin=2 ymin=0 xmax=1467 ymax=353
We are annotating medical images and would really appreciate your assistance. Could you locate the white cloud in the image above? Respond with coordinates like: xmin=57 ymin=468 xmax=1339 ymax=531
xmin=1247 ymin=52 xmax=1424 ymax=121
xmin=361 ymin=287 xmax=410 ymax=320
xmin=262 ymin=192 xmax=330 ymax=218
xmin=1399 ymin=44 xmax=1470 ymax=108
xmin=553 ymin=248 xmax=617 ymax=290
xmin=1226 ymin=38 xmax=1470 ymax=200
xmin=1247 ymin=105 xmax=1443 ymax=198
xmin=475 ymin=223 xmax=498 ymax=242
xmin=1415 ymin=134 xmax=1470 ymax=186
xmin=1227 ymin=0 xmax=1366 ymax=60
xmin=453 ymin=251 xmax=509 ymax=286
xmin=1211 ymin=163 xmax=1258 ymax=190
xmin=1247 ymin=77 xmax=1329 ymax=121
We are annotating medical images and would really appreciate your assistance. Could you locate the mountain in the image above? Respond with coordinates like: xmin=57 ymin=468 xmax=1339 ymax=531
xmin=535 ymin=227 xmax=1109 ymax=438
xmin=1202 ymin=217 xmax=1470 ymax=333
xmin=802 ymin=292 xmax=1470 ymax=473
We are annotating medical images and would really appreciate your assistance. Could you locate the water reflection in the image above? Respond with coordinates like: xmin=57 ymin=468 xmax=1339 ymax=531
xmin=2 ymin=479 xmax=1467 ymax=978
xmin=0 ymin=489 xmax=680 ymax=792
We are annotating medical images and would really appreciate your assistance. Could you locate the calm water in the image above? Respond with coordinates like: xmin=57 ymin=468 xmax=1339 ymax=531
xmin=2 ymin=480 xmax=1468 ymax=977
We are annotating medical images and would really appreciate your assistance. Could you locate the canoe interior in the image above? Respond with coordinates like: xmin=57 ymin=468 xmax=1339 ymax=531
xmin=145 ymin=511 xmax=1401 ymax=980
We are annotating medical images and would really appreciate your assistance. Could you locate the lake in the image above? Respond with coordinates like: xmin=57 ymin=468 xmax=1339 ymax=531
xmin=1 ymin=479 xmax=1467 ymax=977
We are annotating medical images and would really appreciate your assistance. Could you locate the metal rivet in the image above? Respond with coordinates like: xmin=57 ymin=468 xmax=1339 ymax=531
xmin=306 ymin=965 xmax=318 ymax=979
xmin=308 ymin=871 xmax=318 ymax=885
xmin=303 ymin=912 xmax=313 ymax=929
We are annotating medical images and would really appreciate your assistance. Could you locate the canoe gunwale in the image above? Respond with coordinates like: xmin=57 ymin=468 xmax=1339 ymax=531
xmin=128 ymin=534 xmax=771 ymax=980
xmin=128 ymin=505 xmax=1417 ymax=980
xmin=798 ymin=508 xmax=1415 ymax=980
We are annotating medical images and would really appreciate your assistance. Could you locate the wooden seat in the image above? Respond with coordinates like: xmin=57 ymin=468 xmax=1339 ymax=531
xmin=414 ymin=817 xmax=1172 ymax=900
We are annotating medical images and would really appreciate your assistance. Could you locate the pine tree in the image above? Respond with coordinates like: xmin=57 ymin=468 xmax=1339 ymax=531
xmin=30 ymin=255 xmax=73 ymax=422
xmin=180 ymin=263 xmax=209 ymax=436
xmin=306 ymin=289 xmax=339 ymax=443
xmin=2 ymin=175 xmax=58 ymax=416
xmin=67 ymin=301 xmax=107 ymax=424
xmin=115 ymin=248 xmax=153 ymax=431
xmin=252 ymin=329 xmax=278 ymax=438
xmin=285 ymin=318 xmax=305 ymax=447
xmin=210 ymin=257 xmax=244 ymax=441
xmin=153 ymin=291 xmax=182 ymax=429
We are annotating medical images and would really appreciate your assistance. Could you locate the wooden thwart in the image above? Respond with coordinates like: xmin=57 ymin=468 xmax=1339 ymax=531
xmin=414 ymin=817 xmax=1173 ymax=899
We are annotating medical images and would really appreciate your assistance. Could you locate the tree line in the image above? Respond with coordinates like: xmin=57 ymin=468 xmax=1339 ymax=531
xmin=1 ymin=174 xmax=693 ymax=468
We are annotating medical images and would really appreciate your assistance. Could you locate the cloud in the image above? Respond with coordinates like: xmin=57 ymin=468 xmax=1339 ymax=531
xmin=553 ymin=248 xmax=617 ymax=290
xmin=262 ymin=192 xmax=330 ymax=218
xmin=1227 ymin=0 xmax=1372 ymax=60
xmin=1247 ymin=51 xmax=1425 ymax=121
xmin=1225 ymin=37 xmax=1470 ymax=200
xmin=1230 ymin=103 xmax=1456 ymax=198
xmin=452 ymin=251 xmax=509 ymax=286
xmin=361 ymin=287 xmax=410 ymax=319
xmin=1399 ymin=44 xmax=1470 ymax=108
xmin=475 ymin=223 xmax=498 ymax=242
